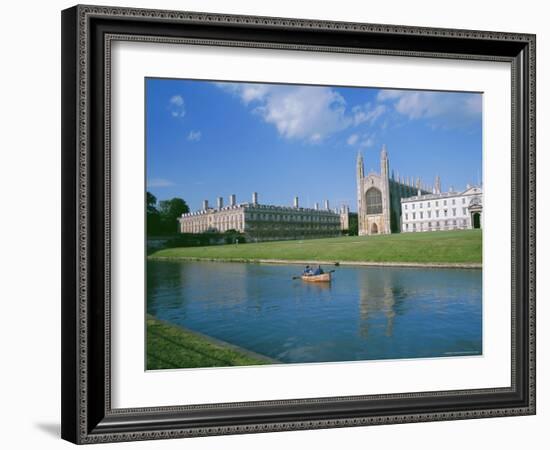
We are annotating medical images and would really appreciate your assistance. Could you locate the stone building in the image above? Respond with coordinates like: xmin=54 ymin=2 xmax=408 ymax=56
xmin=178 ymin=193 xmax=345 ymax=242
xmin=339 ymin=205 xmax=350 ymax=231
xmin=400 ymin=185 xmax=483 ymax=232
xmin=356 ymin=145 xmax=430 ymax=235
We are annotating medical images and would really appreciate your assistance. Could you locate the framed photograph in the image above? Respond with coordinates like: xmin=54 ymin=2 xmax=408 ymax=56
xmin=61 ymin=5 xmax=536 ymax=444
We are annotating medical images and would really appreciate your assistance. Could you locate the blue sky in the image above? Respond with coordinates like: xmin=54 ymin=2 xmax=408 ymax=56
xmin=146 ymin=78 xmax=482 ymax=212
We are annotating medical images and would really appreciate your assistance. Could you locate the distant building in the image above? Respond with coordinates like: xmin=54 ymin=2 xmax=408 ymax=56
xmin=178 ymin=193 xmax=346 ymax=242
xmin=401 ymin=185 xmax=483 ymax=232
xmin=339 ymin=205 xmax=350 ymax=231
xmin=357 ymin=145 xmax=430 ymax=235
xmin=357 ymin=145 xmax=482 ymax=234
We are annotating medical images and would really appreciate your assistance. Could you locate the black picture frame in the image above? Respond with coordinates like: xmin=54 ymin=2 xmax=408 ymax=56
xmin=61 ymin=4 xmax=536 ymax=444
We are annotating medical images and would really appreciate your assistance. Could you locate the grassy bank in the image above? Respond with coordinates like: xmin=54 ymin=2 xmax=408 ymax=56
xmin=146 ymin=315 xmax=273 ymax=370
xmin=150 ymin=229 xmax=482 ymax=264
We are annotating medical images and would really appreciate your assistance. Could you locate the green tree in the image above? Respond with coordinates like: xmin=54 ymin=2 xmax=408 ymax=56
xmin=158 ymin=198 xmax=190 ymax=234
xmin=146 ymin=191 xmax=161 ymax=236
xmin=348 ymin=213 xmax=358 ymax=236
xmin=147 ymin=192 xmax=158 ymax=213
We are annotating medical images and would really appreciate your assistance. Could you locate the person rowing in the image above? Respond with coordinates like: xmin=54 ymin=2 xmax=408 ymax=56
xmin=303 ymin=265 xmax=313 ymax=276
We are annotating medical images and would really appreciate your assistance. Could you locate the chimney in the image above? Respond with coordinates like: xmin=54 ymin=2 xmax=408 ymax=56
xmin=252 ymin=192 xmax=258 ymax=205
xmin=324 ymin=200 xmax=330 ymax=210
xmin=202 ymin=199 xmax=209 ymax=210
xmin=294 ymin=196 xmax=299 ymax=208
xmin=314 ymin=202 xmax=319 ymax=210
xmin=230 ymin=194 xmax=236 ymax=206
xmin=217 ymin=197 xmax=223 ymax=209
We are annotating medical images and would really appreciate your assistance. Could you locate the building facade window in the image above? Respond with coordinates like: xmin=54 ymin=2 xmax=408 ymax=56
xmin=365 ymin=188 xmax=383 ymax=215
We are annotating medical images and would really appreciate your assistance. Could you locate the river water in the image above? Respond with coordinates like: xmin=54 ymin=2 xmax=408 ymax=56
xmin=147 ymin=260 xmax=482 ymax=365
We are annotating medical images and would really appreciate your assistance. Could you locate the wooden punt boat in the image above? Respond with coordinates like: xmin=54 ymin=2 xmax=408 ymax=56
xmin=300 ymin=272 xmax=331 ymax=283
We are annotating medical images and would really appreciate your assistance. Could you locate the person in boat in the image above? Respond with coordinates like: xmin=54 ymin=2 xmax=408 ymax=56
xmin=313 ymin=265 xmax=324 ymax=275
xmin=303 ymin=265 xmax=313 ymax=276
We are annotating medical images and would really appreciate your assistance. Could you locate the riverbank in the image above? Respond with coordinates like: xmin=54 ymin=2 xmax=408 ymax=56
xmin=149 ymin=230 xmax=482 ymax=267
xmin=149 ymin=257 xmax=481 ymax=269
xmin=146 ymin=315 xmax=277 ymax=370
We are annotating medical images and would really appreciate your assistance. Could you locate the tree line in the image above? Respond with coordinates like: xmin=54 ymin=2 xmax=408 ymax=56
xmin=147 ymin=192 xmax=189 ymax=236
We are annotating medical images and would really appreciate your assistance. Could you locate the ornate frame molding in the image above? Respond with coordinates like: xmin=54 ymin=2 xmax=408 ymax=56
xmin=61 ymin=5 xmax=536 ymax=444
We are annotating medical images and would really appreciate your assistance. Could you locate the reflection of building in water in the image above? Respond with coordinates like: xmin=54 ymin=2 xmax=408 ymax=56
xmin=357 ymin=270 xmax=401 ymax=338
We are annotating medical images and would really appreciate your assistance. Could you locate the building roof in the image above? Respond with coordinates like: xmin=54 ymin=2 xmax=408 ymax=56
xmin=180 ymin=202 xmax=341 ymax=218
xmin=401 ymin=186 xmax=482 ymax=203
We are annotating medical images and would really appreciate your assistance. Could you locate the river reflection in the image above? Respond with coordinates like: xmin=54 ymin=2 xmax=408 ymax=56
xmin=147 ymin=260 xmax=482 ymax=365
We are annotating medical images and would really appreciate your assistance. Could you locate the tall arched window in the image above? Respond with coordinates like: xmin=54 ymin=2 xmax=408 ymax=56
xmin=366 ymin=188 xmax=383 ymax=215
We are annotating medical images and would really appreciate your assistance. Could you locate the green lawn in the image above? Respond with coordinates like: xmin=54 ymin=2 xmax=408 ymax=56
xmin=146 ymin=315 xmax=272 ymax=370
xmin=150 ymin=229 xmax=482 ymax=264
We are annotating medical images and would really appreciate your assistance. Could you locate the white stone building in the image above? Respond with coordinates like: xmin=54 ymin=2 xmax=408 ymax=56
xmin=400 ymin=185 xmax=483 ymax=233
xmin=178 ymin=193 xmax=345 ymax=242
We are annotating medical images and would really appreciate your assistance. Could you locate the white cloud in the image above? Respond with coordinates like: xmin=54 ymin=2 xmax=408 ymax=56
xmin=360 ymin=136 xmax=375 ymax=148
xmin=215 ymin=82 xmax=270 ymax=104
xmin=168 ymin=95 xmax=186 ymax=118
xmin=256 ymin=86 xmax=351 ymax=142
xmin=347 ymin=132 xmax=375 ymax=148
xmin=170 ymin=95 xmax=184 ymax=106
xmin=377 ymin=90 xmax=403 ymax=101
xmin=377 ymin=89 xmax=482 ymax=126
xmin=187 ymin=130 xmax=202 ymax=142
xmin=148 ymin=178 xmax=174 ymax=188
xmin=347 ymin=134 xmax=359 ymax=145
xmin=217 ymin=83 xmax=351 ymax=142
xmin=464 ymin=95 xmax=482 ymax=115
xmin=352 ymin=103 xmax=386 ymax=126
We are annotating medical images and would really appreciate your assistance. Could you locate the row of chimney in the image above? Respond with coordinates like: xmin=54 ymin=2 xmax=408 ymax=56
xmin=202 ymin=193 xmax=238 ymax=210
xmin=201 ymin=193 xmax=332 ymax=211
